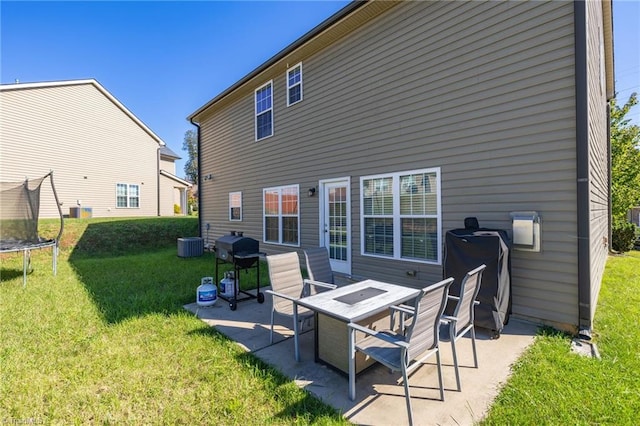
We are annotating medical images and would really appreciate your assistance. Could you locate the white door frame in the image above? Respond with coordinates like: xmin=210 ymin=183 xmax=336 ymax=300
xmin=318 ymin=177 xmax=351 ymax=275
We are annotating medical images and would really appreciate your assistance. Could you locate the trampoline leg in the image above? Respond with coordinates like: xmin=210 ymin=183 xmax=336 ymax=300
xmin=23 ymin=249 xmax=28 ymax=288
xmin=53 ymin=245 xmax=58 ymax=276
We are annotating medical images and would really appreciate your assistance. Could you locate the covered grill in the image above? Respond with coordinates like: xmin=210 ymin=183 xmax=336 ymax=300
xmin=214 ymin=231 xmax=264 ymax=310
xmin=215 ymin=231 xmax=260 ymax=268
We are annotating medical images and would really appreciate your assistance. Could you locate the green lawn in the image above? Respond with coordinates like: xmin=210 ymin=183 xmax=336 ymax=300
xmin=482 ymin=250 xmax=640 ymax=425
xmin=1 ymin=218 xmax=346 ymax=425
xmin=1 ymin=217 xmax=638 ymax=424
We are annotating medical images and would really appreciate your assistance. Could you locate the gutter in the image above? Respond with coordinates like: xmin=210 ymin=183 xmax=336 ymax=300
xmin=189 ymin=118 xmax=202 ymax=238
xmin=574 ymin=0 xmax=591 ymax=339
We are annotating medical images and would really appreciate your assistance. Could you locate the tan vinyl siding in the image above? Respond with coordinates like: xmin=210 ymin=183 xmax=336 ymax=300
xmin=197 ymin=1 xmax=584 ymax=327
xmin=159 ymin=177 xmax=176 ymax=216
xmin=160 ymin=158 xmax=176 ymax=175
xmin=159 ymin=158 xmax=179 ymax=216
xmin=1 ymin=83 xmax=160 ymax=218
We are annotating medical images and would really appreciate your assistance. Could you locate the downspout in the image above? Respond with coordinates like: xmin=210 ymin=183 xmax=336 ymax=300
xmin=574 ymin=0 xmax=591 ymax=339
xmin=189 ymin=119 xmax=202 ymax=238
xmin=157 ymin=146 xmax=161 ymax=216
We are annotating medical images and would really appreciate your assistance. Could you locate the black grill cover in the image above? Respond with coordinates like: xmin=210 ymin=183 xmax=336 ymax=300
xmin=215 ymin=232 xmax=259 ymax=268
xmin=444 ymin=227 xmax=511 ymax=335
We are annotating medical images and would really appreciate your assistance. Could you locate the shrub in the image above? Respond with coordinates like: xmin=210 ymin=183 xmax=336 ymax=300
xmin=174 ymin=204 xmax=181 ymax=214
xmin=612 ymin=219 xmax=638 ymax=253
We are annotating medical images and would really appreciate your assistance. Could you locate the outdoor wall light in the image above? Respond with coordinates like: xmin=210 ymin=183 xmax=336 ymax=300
xmin=308 ymin=187 xmax=316 ymax=197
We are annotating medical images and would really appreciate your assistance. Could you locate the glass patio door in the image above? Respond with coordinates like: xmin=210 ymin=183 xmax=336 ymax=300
xmin=321 ymin=178 xmax=351 ymax=274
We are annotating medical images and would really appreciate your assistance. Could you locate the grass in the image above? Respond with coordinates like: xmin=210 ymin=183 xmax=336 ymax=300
xmin=1 ymin=217 xmax=346 ymax=425
xmin=482 ymin=250 xmax=640 ymax=425
xmin=2 ymin=217 xmax=638 ymax=424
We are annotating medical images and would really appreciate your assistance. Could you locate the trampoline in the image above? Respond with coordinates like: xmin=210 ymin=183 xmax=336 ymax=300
xmin=1 ymin=171 xmax=64 ymax=287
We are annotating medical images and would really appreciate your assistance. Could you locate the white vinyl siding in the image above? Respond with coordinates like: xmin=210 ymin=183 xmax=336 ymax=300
xmin=263 ymin=185 xmax=299 ymax=246
xmin=255 ymin=81 xmax=273 ymax=140
xmin=361 ymin=168 xmax=441 ymax=264
xmin=286 ymin=63 xmax=303 ymax=106
xmin=229 ymin=191 xmax=242 ymax=221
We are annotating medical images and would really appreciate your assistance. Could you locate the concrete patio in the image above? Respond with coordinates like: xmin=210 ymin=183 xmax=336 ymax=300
xmin=184 ymin=288 xmax=538 ymax=426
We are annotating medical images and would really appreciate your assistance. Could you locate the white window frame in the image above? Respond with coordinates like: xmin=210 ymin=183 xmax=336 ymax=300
xmin=263 ymin=184 xmax=300 ymax=246
xmin=116 ymin=183 xmax=140 ymax=209
xmin=360 ymin=168 xmax=441 ymax=264
xmin=229 ymin=191 xmax=242 ymax=221
xmin=286 ymin=62 xmax=303 ymax=107
xmin=255 ymin=80 xmax=273 ymax=141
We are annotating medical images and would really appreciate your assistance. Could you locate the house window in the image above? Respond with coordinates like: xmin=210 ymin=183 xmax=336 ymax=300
xmin=116 ymin=183 xmax=140 ymax=208
xmin=229 ymin=191 xmax=242 ymax=221
xmin=287 ymin=63 xmax=303 ymax=106
xmin=255 ymin=81 xmax=273 ymax=140
xmin=263 ymin=185 xmax=299 ymax=246
xmin=361 ymin=168 xmax=441 ymax=263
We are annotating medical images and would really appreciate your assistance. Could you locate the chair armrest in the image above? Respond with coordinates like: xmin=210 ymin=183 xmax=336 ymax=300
xmin=347 ymin=323 xmax=409 ymax=348
xmin=389 ymin=304 xmax=415 ymax=333
xmin=474 ymin=300 xmax=480 ymax=306
xmin=265 ymin=289 xmax=299 ymax=303
xmin=303 ymin=279 xmax=337 ymax=290
xmin=390 ymin=304 xmax=414 ymax=315
xmin=447 ymin=295 xmax=460 ymax=302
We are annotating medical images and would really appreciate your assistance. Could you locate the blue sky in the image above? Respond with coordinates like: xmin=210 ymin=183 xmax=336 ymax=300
xmin=2 ymin=1 xmax=638 ymax=179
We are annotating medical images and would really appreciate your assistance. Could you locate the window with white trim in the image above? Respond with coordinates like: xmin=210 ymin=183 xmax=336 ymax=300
xmin=286 ymin=63 xmax=303 ymax=106
xmin=116 ymin=183 xmax=140 ymax=208
xmin=361 ymin=168 xmax=441 ymax=263
xmin=229 ymin=192 xmax=242 ymax=221
xmin=263 ymin=185 xmax=299 ymax=245
xmin=255 ymin=81 xmax=273 ymax=140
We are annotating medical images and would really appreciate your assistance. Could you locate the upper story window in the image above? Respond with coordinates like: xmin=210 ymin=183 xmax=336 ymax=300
xmin=116 ymin=183 xmax=140 ymax=208
xmin=361 ymin=168 xmax=441 ymax=264
xmin=287 ymin=63 xmax=303 ymax=106
xmin=255 ymin=81 xmax=273 ymax=140
xmin=229 ymin=191 xmax=242 ymax=221
xmin=263 ymin=184 xmax=299 ymax=246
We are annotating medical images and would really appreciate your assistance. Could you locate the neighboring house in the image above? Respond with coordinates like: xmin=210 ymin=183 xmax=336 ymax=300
xmin=159 ymin=145 xmax=192 ymax=216
xmin=188 ymin=1 xmax=614 ymax=335
xmin=0 ymin=79 xmax=191 ymax=218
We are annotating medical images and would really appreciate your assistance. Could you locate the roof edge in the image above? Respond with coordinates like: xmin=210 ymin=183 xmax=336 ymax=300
xmin=602 ymin=0 xmax=614 ymax=100
xmin=160 ymin=169 xmax=192 ymax=187
xmin=187 ymin=0 xmax=367 ymax=122
xmin=1 ymin=78 xmax=167 ymax=147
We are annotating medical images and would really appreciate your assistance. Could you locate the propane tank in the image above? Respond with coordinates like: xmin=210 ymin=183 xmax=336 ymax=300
xmin=220 ymin=271 xmax=236 ymax=298
xmin=197 ymin=276 xmax=217 ymax=307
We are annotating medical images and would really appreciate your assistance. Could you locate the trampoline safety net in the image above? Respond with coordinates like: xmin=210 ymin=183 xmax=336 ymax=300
xmin=0 ymin=172 xmax=64 ymax=286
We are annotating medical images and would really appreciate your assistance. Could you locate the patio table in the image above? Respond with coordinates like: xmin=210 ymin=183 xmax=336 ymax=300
xmin=293 ymin=279 xmax=421 ymax=399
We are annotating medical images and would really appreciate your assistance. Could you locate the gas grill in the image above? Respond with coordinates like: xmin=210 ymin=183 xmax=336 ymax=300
xmin=214 ymin=231 xmax=264 ymax=310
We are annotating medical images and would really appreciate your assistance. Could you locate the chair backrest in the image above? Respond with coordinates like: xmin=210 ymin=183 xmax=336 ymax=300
xmin=451 ymin=264 xmax=486 ymax=335
xmin=405 ymin=278 xmax=454 ymax=360
xmin=266 ymin=252 xmax=305 ymax=312
xmin=304 ymin=247 xmax=334 ymax=285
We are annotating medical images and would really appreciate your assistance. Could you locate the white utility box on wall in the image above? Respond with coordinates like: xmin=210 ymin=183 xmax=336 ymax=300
xmin=510 ymin=211 xmax=541 ymax=252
